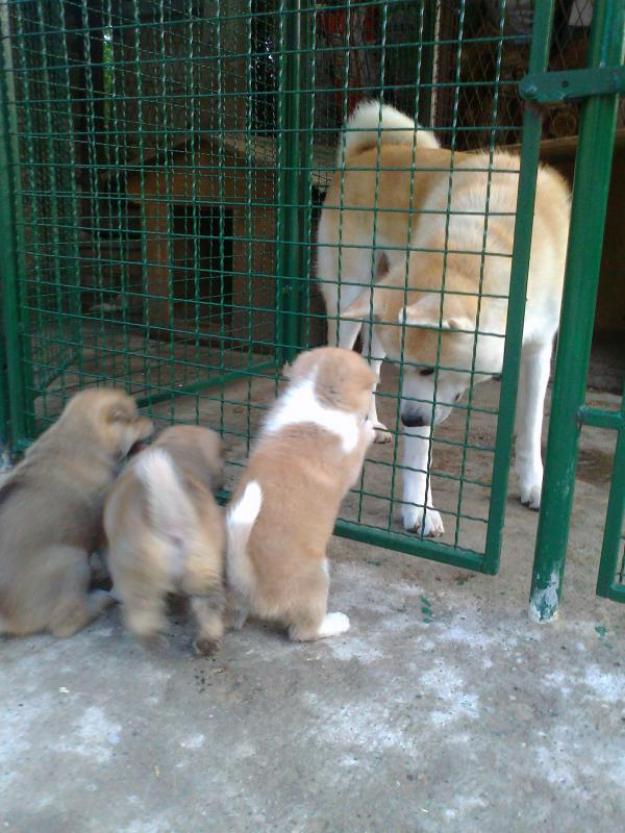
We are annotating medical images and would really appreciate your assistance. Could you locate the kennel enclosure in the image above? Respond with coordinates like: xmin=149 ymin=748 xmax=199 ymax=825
xmin=1 ymin=0 xmax=623 ymax=617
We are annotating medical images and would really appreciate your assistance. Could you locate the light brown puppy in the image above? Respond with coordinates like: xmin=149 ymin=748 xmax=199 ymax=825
xmin=226 ymin=347 xmax=375 ymax=642
xmin=104 ymin=425 xmax=226 ymax=655
xmin=0 ymin=388 xmax=153 ymax=638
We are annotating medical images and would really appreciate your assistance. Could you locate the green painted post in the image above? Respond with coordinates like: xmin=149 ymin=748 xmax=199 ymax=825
xmin=529 ymin=0 xmax=625 ymax=622
xmin=0 ymin=6 xmax=26 ymax=449
xmin=483 ymin=0 xmax=556 ymax=573
xmin=595 ymin=388 xmax=625 ymax=600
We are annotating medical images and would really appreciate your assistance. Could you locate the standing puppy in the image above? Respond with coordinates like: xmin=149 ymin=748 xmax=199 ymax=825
xmin=104 ymin=425 xmax=226 ymax=655
xmin=226 ymin=347 xmax=375 ymax=641
xmin=0 ymin=388 xmax=153 ymax=638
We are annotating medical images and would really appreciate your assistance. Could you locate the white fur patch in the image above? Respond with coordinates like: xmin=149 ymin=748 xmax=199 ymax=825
xmin=264 ymin=378 xmax=360 ymax=453
xmin=317 ymin=612 xmax=350 ymax=638
xmin=228 ymin=480 xmax=263 ymax=527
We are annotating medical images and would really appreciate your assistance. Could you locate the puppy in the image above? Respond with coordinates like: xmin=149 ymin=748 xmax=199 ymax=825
xmin=0 ymin=388 xmax=153 ymax=638
xmin=226 ymin=347 xmax=375 ymax=641
xmin=104 ymin=425 xmax=226 ymax=655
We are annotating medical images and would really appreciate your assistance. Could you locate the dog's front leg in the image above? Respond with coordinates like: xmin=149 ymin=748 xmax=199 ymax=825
xmin=401 ymin=425 xmax=444 ymax=536
xmin=515 ymin=341 xmax=553 ymax=510
xmin=362 ymin=324 xmax=391 ymax=444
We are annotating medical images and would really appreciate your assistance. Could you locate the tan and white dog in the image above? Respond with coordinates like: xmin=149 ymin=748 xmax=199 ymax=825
xmin=225 ymin=347 xmax=375 ymax=641
xmin=317 ymin=101 xmax=571 ymax=536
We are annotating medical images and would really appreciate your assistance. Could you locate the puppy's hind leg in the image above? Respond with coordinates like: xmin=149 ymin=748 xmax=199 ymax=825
xmin=191 ymin=588 xmax=225 ymax=656
xmin=287 ymin=566 xmax=350 ymax=642
xmin=225 ymin=588 xmax=249 ymax=631
xmin=49 ymin=548 xmax=114 ymax=638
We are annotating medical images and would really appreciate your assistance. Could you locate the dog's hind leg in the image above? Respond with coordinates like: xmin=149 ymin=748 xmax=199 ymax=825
xmin=48 ymin=548 xmax=114 ymax=638
xmin=191 ymin=588 xmax=225 ymax=656
xmin=515 ymin=340 xmax=553 ymax=510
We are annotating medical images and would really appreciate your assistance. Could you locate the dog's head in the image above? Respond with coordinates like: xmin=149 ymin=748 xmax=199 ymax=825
xmin=343 ymin=285 xmax=502 ymax=427
xmin=155 ymin=425 xmax=225 ymax=492
xmin=284 ymin=346 xmax=377 ymax=422
xmin=61 ymin=388 xmax=154 ymax=457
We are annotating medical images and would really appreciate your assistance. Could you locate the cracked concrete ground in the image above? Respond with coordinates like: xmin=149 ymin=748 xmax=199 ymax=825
xmin=1 ymin=369 xmax=624 ymax=833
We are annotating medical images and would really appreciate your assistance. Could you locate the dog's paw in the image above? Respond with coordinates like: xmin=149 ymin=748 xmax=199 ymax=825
xmin=193 ymin=637 xmax=222 ymax=657
xmin=520 ymin=482 xmax=541 ymax=511
xmin=402 ymin=504 xmax=445 ymax=537
xmin=88 ymin=589 xmax=115 ymax=615
xmin=318 ymin=612 xmax=350 ymax=638
xmin=372 ymin=421 xmax=393 ymax=444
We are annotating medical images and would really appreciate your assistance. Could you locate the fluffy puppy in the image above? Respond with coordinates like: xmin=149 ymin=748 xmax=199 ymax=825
xmin=0 ymin=388 xmax=153 ymax=638
xmin=226 ymin=347 xmax=375 ymax=641
xmin=104 ymin=425 xmax=226 ymax=655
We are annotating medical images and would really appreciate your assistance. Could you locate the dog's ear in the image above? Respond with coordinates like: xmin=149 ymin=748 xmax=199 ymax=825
xmin=341 ymin=287 xmax=383 ymax=321
xmin=401 ymin=296 xmax=475 ymax=332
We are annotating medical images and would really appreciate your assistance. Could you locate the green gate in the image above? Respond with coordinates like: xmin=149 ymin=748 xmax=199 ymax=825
xmin=0 ymin=1 xmax=622 ymax=592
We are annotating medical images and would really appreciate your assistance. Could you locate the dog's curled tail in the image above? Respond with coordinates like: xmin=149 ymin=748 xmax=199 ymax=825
xmin=225 ymin=480 xmax=262 ymax=595
xmin=135 ymin=447 xmax=198 ymax=546
xmin=338 ymin=100 xmax=439 ymax=164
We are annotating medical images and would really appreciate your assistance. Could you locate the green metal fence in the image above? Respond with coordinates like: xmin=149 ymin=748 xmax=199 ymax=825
xmin=0 ymin=1 xmax=622 ymax=601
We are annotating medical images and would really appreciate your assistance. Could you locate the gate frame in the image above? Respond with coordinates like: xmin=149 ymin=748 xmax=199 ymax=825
xmin=528 ymin=0 xmax=625 ymax=621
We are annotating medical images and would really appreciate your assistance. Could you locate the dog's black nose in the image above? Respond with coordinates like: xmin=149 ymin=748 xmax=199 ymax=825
xmin=400 ymin=412 xmax=428 ymax=428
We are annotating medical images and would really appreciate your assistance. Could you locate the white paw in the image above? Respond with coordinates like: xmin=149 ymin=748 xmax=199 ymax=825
xmin=402 ymin=504 xmax=445 ymax=537
xmin=318 ymin=612 xmax=350 ymax=638
xmin=372 ymin=421 xmax=393 ymax=444
xmin=520 ymin=482 xmax=541 ymax=511
xmin=517 ymin=462 xmax=542 ymax=510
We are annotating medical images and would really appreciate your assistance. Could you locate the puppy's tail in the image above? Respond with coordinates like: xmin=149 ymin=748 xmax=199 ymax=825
xmin=225 ymin=481 xmax=262 ymax=595
xmin=338 ymin=99 xmax=439 ymax=164
xmin=135 ymin=447 xmax=198 ymax=550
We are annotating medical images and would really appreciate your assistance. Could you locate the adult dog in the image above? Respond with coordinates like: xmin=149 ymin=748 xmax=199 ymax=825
xmin=317 ymin=101 xmax=570 ymax=536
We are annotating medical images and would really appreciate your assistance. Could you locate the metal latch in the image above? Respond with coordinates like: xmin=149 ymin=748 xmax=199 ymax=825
xmin=520 ymin=66 xmax=625 ymax=103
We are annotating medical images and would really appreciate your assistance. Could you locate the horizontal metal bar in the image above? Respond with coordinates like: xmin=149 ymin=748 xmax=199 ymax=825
xmin=136 ymin=360 xmax=275 ymax=409
xmin=520 ymin=66 xmax=625 ymax=103
xmin=578 ymin=405 xmax=623 ymax=431
xmin=333 ymin=520 xmax=488 ymax=573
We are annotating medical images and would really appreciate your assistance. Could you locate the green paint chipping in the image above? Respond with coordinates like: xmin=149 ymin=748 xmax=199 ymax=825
xmin=420 ymin=596 xmax=433 ymax=624
xmin=594 ymin=625 xmax=607 ymax=639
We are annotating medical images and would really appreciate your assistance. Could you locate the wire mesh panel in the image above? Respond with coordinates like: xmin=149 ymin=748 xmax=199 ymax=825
xmin=0 ymin=1 xmax=588 ymax=571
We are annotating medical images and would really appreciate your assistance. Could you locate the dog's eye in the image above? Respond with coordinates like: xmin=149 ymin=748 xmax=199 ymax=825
xmin=419 ymin=367 xmax=435 ymax=377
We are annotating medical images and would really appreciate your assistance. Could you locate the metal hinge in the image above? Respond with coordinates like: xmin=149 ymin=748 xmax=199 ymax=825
xmin=520 ymin=66 xmax=625 ymax=104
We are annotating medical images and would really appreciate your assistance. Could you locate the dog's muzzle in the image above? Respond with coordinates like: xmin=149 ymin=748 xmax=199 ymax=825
xmin=400 ymin=411 xmax=429 ymax=428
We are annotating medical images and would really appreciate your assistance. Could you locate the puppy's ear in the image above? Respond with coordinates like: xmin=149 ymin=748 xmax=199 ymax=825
xmin=103 ymin=402 xmax=132 ymax=423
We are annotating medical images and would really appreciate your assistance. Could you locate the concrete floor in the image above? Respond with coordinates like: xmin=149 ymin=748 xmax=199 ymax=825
xmin=1 ymin=376 xmax=624 ymax=833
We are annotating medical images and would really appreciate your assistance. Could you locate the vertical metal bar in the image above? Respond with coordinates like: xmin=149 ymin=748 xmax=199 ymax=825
xmin=482 ymin=0 xmax=556 ymax=573
xmin=529 ymin=0 xmax=625 ymax=621
xmin=596 ymin=389 xmax=625 ymax=598
xmin=0 ymin=3 xmax=26 ymax=447
xmin=418 ymin=0 xmax=437 ymax=126
xmin=275 ymin=0 xmax=303 ymax=363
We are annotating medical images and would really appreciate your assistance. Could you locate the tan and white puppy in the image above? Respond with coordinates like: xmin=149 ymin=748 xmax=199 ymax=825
xmin=0 ymin=388 xmax=153 ymax=638
xmin=317 ymin=100 xmax=571 ymax=536
xmin=226 ymin=347 xmax=375 ymax=641
xmin=104 ymin=425 xmax=226 ymax=655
